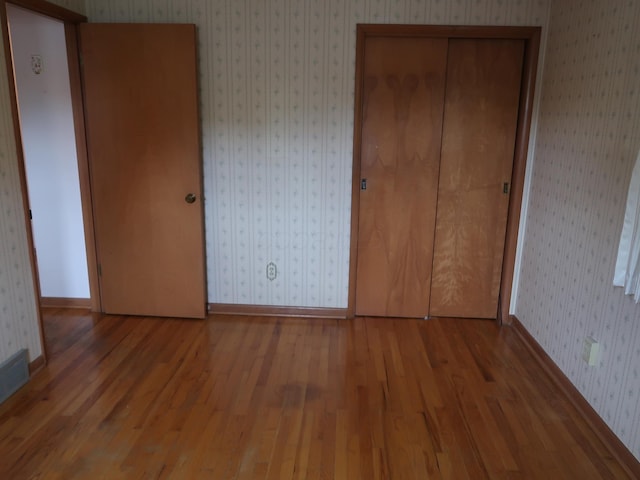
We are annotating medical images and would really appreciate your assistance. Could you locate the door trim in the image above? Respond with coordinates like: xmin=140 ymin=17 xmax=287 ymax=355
xmin=0 ymin=0 xmax=91 ymax=365
xmin=3 ymin=1 xmax=98 ymax=313
xmin=64 ymin=21 xmax=101 ymax=312
xmin=3 ymin=0 xmax=84 ymax=23
xmin=347 ymin=24 xmax=541 ymax=324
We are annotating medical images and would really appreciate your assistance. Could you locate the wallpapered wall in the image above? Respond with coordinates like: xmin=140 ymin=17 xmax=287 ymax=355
xmin=84 ymin=0 xmax=550 ymax=308
xmin=0 ymin=21 xmax=38 ymax=365
xmin=516 ymin=0 xmax=640 ymax=460
xmin=1 ymin=0 xmax=636 ymax=462
xmin=50 ymin=0 xmax=85 ymax=14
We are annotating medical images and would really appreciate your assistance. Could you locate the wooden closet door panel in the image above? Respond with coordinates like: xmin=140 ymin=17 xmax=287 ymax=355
xmin=355 ymin=37 xmax=448 ymax=318
xmin=430 ymin=39 xmax=524 ymax=319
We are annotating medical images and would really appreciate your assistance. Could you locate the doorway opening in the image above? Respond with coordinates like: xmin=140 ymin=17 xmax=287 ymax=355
xmin=1 ymin=0 xmax=96 ymax=364
xmin=6 ymin=3 xmax=89 ymax=308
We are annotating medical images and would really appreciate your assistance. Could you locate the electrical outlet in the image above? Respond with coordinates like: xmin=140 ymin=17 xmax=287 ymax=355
xmin=582 ymin=337 xmax=599 ymax=366
xmin=31 ymin=54 xmax=43 ymax=75
xmin=266 ymin=262 xmax=277 ymax=281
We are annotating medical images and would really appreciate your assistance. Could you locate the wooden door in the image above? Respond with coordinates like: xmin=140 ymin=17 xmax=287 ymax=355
xmin=429 ymin=39 xmax=525 ymax=318
xmin=80 ymin=24 xmax=206 ymax=319
xmin=354 ymin=37 xmax=448 ymax=317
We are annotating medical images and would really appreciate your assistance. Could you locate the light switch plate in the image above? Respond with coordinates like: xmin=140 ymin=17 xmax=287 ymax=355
xmin=582 ymin=336 xmax=599 ymax=366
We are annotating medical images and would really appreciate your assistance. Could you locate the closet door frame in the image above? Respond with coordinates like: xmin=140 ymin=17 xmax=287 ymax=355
xmin=347 ymin=24 xmax=541 ymax=325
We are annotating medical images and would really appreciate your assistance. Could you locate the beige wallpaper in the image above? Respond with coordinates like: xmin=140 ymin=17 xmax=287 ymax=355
xmin=2 ymin=0 xmax=636 ymax=463
xmin=0 ymin=26 xmax=40 ymax=365
xmin=84 ymin=0 xmax=549 ymax=308
xmin=516 ymin=0 xmax=640 ymax=460
xmin=49 ymin=0 xmax=85 ymax=15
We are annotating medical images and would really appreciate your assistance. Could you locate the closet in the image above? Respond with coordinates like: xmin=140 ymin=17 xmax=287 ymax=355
xmin=351 ymin=26 xmax=540 ymax=320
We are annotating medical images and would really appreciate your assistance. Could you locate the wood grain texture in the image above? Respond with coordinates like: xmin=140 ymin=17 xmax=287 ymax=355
xmin=498 ymin=28 xmax=541 ymax=325
xmin=355 ymin=36 xmax=447 ymax=318
xmin=208 ymin=303 xmax=347 ymax=319
xmin=430 ymin=39 xmax=525 ymax=319
xmin=40 ymin=296 xmax=90 ymax=309
xmin=80 ymin=24 xmax=206 ymax=319
xmin=0 ymin=308 xmax=632 ymax=479
xmin=348 ymin=26 xmax=542 ymax=323
xmin=27 ymin=355 xmax=44 ymax=375
xmin=351 ymin=24 xmax=542 ymax=40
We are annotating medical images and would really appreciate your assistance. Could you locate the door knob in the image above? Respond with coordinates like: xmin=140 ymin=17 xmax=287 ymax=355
xmin=185 ymin=193 xmax=197 ymax=204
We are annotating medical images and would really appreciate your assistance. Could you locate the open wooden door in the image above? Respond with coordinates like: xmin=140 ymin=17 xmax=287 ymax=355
xmin=80 ymin=24 xmax=206 ymax=319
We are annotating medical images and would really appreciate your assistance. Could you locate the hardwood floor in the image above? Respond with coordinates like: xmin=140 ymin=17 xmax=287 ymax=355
xmin=0 ymin=308 xmax=630 ymax=479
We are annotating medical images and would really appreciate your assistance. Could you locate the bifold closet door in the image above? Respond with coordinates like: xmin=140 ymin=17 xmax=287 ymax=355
xmin=354 ymin=37 xmax=448 ymax=317
xmin=429 ymin=39 xmax=525 ymax=318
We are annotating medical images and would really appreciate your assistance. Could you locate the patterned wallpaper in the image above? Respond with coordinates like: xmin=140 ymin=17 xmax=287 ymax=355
xmin=516 ymin=0 xmax=640 ymax=460
xmin=4 ymin=0 xmax=637 ymax=463
xmin=0 ymin=28 xmax=41 ymax=365
xmin=49 ymin=0 xmax=86 ymax=15
xmin=84 ymin=0 xmax=550 ymax=308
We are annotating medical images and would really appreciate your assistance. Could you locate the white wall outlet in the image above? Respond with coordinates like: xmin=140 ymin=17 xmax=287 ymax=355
xmin=582 ymin=337 xmax=599 ymax=366
xmin=266 ymin=262 xmax=277 ymax=281
xmin=31 ymin=54 xmax=42 ymax=74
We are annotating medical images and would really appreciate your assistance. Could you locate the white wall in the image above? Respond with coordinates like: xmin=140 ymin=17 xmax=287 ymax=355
xmin=8 ymin=4 xmax=89 ymax=299
xmin=85 ymin=0 xmax=550 ymax=308
xmin=515 ymin=0 xmax=640 ymax=460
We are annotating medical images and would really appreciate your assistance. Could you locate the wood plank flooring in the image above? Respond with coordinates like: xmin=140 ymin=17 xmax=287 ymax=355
xmin=0 ymin=309 xmax=630 ymax=479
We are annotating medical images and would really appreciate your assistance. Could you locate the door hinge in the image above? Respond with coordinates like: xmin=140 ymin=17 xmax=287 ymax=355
xmin=503 ymin=182 xmax=510 ymax=194
xmin=361 ymin=178 xmax=367 ymax=190
xmin=98 ymin=264 xmax=102 ymax=276
xmin=29 ymin=209 xmax=32 ymax=220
